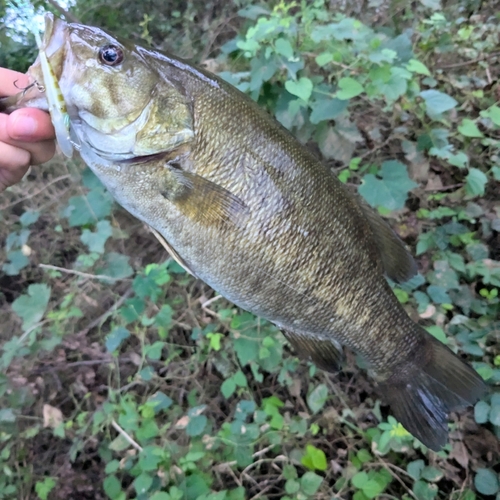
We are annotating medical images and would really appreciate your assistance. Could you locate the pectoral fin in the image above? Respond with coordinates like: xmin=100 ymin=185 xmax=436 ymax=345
xmin=282 ymin=329 xmax=344 ymax=372
xmin=161 ymin=162 xmax=248 ymax=227
xmin=149 ymin=226 xmax=196 ymax=277
xmin=357 ymin=198 xmax=417 ymax=283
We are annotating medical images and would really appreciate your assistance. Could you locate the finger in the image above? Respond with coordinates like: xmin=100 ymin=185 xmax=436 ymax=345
xmin=25 ymin=138 xmax=56 ymax=165
xmin=0 ymin=142 xmax=30 ymax=192
xmin=0 ymin=114 xmax=56 ymax=165
xmin=0 ymin=69 xmax=30 ymax=97
xmin=8 ymin=108 xmax=55 ymax=142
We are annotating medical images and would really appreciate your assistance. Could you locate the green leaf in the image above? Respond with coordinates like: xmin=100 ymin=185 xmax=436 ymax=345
xmin=80 ymin=220 xmax=113 ymax=253
xmin=300 ymin=471 xmax=323 ymax=495
xmin=307 ymin=384 xmax=328 ymax=414
xmin=2 ymin=250 xmax=30 ymax=276
xmin=407 ymin=460 xmax=425 ymax=480
xmin=465 ymin=168 xmax=487 ymax=197
xmin=421 ymin=466 xmax=444 ymax=482
xmin=427 ymin=285 xmax=451 ymax=304
xmin=358 ymin=160 xmax=417 ymax=210
xmin=301 ymin=445 xmax=327 ymax=471
xmin=406 ymin=59 xmax=431 ymax=76
xmin=103 ymin=475 xmax=122 ymax=499
xmin=474 ymin=468 xmax=499 ymax=496
xmin=362 ymin=479 xmax=386 ymax=499
xmin=275 ymin=38 xmax=294 ymax=59
xmin=337 ymin=77 xmax=364 ymax=100
xmin=489 ymin=405 xmax=500 ymax=426
xmin=481 ymin=105 xmax=500 ymax=126
xmin=352 ymin=471 xmax=369 ymax=488
xmin=310 ymin=98 xmax=348 ymax=124
xmin=221 ymin=378 xmax=236 ymax=398
xmin=458 ymin=119 xmax=483 ymax=138
xmin=420 ymin=90 xmax=457 ymax=116
xmin=12 ymin=283 xmax=51 ymax=331
xmin=285 ymin=77 xmax=313 ymax=102
xmin=186 ymin=415 xmax=207 ymax=436
xmin=20 ymin=210 xmax=40 ymax=227
xmin=133 ymin=473 xmax=153 ymax=495
xmin=147 ymin=392 xmax=173 ymax=413
xmin=425 ymin=326 xmax=447 ymax=344
xmin=65 ymin=187 xmax=113 ymax=227
xmin=413 ymin=480 xmax=438 ymax=500
xmin=474 ymin=401 xmax=490 ymax=424
xmin=105 ymin=327 xmax=130 ymax=352
xmin=35 ymin=478 xmax=56 ymax=500
xmin=98 ymin=252 xmax=134 ymax=279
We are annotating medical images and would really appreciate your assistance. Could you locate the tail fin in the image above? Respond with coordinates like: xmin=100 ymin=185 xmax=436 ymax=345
xmin=378 ymin=335 xmax=488 ymax=451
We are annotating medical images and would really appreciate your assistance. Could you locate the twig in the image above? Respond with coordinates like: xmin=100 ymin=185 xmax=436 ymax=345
xmin=46 ymin=0 xmax=81 ymax=23
xmin=437 ymin=51 xmax=500 ymax=69
xmin=0 ymin=174 xmax=71 ymax=210
xmin=425 ymin=182 xmax=463 ymax=192
xmin=74 ymin=287 xmax=133 ymax=336
xmin=111 ymin=419 xmax=143 ymax=452
xmin=39 ymin=263 xmax=131 ymax=282
xmin=201 ymin=295 xmax=222 ymax=308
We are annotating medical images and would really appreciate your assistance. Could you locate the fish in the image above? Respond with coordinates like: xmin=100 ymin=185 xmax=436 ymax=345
xmin=1 ymin=14 xmax=487 ymax=450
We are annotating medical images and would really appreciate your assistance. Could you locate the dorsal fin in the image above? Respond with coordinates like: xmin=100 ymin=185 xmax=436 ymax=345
xmin=357 ymin=198 xmax=417 ymax=283
xmin=281 ymin=329 xmax=344 ymax=373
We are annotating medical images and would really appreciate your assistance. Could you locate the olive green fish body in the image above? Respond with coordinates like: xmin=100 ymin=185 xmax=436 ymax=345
xmin=2 ymin=15 xmax=487 ymax=450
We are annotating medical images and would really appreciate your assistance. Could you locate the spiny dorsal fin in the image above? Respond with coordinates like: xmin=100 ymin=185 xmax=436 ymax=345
xmin=162 ymin=162 xmax=249 ymax=227
xmin=149 ymin=226 xmax=196 ymax=277
xmin=281 ymin=329 xmax=344 ymax=373
xmin=357 ymin=197 xmax=417 ymax=283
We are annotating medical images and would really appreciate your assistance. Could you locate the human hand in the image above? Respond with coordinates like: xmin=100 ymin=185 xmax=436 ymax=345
xmin=0 ymin=68 xmax=56 ymax=192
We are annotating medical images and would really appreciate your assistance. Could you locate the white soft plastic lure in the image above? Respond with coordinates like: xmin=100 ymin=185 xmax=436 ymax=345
xmin=13 ymin=1 xmax=74 ymax=157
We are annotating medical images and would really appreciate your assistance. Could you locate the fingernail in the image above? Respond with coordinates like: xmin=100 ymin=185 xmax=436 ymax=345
xmin=11 ymin=113 xmax=38 ymax=139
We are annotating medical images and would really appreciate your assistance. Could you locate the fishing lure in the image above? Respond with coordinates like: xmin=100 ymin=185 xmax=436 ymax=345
xmin=11 ymin=1 xmax=74 ymax=158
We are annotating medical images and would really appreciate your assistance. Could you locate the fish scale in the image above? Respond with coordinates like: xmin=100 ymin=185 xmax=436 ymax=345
xmin=0 ymin=13 xmax=488 ymax=451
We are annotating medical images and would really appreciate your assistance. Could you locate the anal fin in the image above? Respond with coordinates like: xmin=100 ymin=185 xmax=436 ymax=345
xmin=357 ymin=197 xmax=417 ymax=283
xmin=281 ymin=329 xmax=344 ymax=373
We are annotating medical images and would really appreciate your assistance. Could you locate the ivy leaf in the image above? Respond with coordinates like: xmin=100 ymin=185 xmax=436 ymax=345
xmin=12 ymin=284 xmax=51 ymax=331
xmin=465 ymin=168 xmax=487 ymax=197
xmin=406 ymin=59 xmax=431 ymax=76
xmin=336 ymin=77 xmax=363 ymax=100
xmin=98 ymin=252 xmax=134 ymax=279
xmin=458 ymin=119 xmax=483 ymax=138
xmin=358 ymin=160 xmax=417 ymax=210
xmin=285 ymin=77 xmax=313 ymax=102
xmin=80 ymin=220 xmax=113 ymax=254
xmin=420 ymin=90 xmax=457 ymax=117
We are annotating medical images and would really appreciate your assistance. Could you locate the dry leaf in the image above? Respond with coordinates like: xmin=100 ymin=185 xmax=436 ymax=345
xmin=43 ymin=404 xmax=63 ymax=429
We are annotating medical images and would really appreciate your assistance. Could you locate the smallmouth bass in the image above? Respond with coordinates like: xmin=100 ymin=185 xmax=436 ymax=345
xmin=1 ymin=14 xmax=487 ymax=450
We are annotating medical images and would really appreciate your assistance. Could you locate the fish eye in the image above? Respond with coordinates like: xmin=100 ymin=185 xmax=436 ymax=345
xmin=98 ymin=44 xmax=124 ymax=66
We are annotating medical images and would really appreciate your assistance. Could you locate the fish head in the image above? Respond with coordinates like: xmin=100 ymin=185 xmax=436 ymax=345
xmin=6 ymin=14 xmax=194 ymax=164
